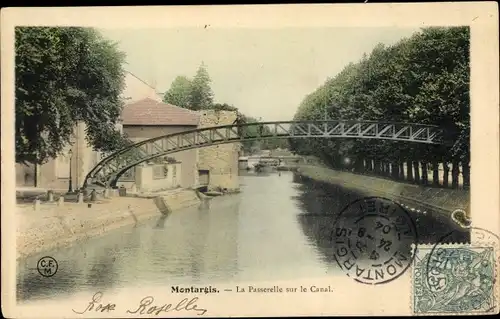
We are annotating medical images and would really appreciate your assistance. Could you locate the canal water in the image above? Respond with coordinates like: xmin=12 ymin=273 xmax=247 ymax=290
xmin=17 ymin=171 xmax=469 ymax=303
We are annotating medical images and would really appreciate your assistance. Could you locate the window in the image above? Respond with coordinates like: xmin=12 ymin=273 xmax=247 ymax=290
xmin=153 ymin=165 xmax=168 ymax=180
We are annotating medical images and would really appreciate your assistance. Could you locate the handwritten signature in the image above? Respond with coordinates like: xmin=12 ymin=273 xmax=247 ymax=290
xmin=72 ymin=292 xmax=207 ymax=316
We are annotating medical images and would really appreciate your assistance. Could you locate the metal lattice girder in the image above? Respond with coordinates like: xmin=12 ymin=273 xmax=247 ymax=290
xmin=84 ymin=120 xmax=445 ymax=189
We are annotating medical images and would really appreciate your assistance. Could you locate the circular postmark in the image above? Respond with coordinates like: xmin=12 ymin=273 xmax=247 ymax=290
xmin=435 ymin=226 xmax=500 ymax=247
xmin=332 ymin=196 xmax=418 ymax=285
xmin=37 ymin=256 xmax=58 ymax=277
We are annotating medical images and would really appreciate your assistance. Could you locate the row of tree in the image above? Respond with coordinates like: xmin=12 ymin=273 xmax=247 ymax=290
xmin=288 ymin=27 xmax=470 ymax=189
xmin=163 ymin=63 xmax=287 ymax=153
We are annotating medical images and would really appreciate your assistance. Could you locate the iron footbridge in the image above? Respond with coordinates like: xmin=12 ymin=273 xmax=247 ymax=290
xmin=84 ymin=120 xmax=445 ymax=189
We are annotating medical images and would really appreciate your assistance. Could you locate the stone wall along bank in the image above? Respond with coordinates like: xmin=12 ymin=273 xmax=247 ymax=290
xmin=17 ymin=189 xmax=201 ymax=260
xmin=296 ymin=165 xmax=470 ymax=217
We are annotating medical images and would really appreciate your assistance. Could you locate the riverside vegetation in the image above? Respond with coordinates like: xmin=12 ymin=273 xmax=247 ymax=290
xmin=288 ymin=27 xmax=470 ymax=190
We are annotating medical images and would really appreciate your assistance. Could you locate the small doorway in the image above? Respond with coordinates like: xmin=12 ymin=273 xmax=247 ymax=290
xmin=198 ymin=170 xmax=210 ymax=186
xmin=16 ymin=163 xmax=37 ymax=187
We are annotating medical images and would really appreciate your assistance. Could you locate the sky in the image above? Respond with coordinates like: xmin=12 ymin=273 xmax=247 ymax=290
xmin=99 ymin=27 xmax=421 ymax=121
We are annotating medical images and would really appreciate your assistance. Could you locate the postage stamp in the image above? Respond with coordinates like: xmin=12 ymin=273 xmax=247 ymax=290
xmin=412 ymin=244 xmax=498 ymax=315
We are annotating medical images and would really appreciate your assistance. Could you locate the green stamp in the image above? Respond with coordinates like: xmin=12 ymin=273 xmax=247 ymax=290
xmin=413 ymin=246 xmax=496 ymax=314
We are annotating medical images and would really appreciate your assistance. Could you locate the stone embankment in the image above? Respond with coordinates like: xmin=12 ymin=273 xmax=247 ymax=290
xmin=16 ymin=188 xmax=202 ymax=260
xmin=296 ymin=165 xmax=470 ymax=218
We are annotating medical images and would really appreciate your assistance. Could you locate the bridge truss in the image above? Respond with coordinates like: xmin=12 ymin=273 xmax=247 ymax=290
xmin=84 ymin=120 xmax=445 ymax=189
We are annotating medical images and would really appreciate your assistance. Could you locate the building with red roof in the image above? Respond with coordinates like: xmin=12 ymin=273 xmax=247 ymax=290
xmin=17 ymin=71 xmax=239 ymax=193
xmin=121 ymin=97 xmax=200 ymax=126
xmin=118 ymin=98 xmax=201 ymax=188
xmin=21 ymin=72 xmax=202 ymax=191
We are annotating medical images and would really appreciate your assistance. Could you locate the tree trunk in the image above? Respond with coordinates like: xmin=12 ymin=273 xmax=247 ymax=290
xmin=399 ymin=162 xmax=405 ymax=181
xmin=34 ymin=164 xmax=38 ymax=187
xmin=392 ymin=162 xmax=400 ymax=180
xmin=432 ymin=160 xmax=440 ymax=186
xmin=462 ymin=161 xmax=470 ymax=189
xmin=443 ymin=161 xmax=450 ymax=188
xmin=451 ymin=159 xmax=460 ymax=189
xmin=406 ymin=160 xmax=413 ymax=182
xmin=421 ymin=161 xmax=428 ymax=185
xmin=334 ymin=155 xmax=342 ymax=170
xmin=374 ymin=160 xmax=380 ymax=174
xmin=413 ymin=161 xmax=420 ymax=184
xmin=368 ymin=159 xmax=374 ymax=172
xmin=356 ymin=157 xmax=365 ymax=173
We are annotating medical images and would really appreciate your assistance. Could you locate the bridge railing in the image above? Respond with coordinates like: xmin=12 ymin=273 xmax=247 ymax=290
xmin=84 ymin=120 xmax=445 ymax=188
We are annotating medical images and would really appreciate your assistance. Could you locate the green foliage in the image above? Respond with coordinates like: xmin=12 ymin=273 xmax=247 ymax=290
xmin=189 ymin=62 xmax=214 ymax=110
xmin=163 ymin=76 xmax=192 ymax=108
xmin=163 ymin=63 xmax=214 ymax=111
xmin=238 ymin=115 xmax=289 ymax=154
xmin=260 ymin=138 xmax=289 ymax=152
xmin=15 ymin=26 xmax=130 ymax=164
xmin=239 ymin=115 xmax=258 ymax=153
xmin=212 ymin=103 xmax=238 ymax=112
xmin=164 ymin=63 xmax=288 ymax=153
xmin=289 ymin=26 xmax=470 ymax=168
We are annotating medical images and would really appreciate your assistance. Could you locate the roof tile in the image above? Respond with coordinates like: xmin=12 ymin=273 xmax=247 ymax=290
xmin=121 ymin=98 xmax=199 ymax=126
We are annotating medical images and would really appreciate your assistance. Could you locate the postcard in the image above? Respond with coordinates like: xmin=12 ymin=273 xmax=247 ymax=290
xmin=1 ymin=3 xmax=499 ymax=317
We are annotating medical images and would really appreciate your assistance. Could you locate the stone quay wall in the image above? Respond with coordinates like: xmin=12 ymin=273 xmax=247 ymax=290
xmin=296 ymin=165 xmax=470 ymax=218
xmin=197 ymin=110 xmax=240 ymax=192
xmin=16 ymin=188 xmax=201 ymax=260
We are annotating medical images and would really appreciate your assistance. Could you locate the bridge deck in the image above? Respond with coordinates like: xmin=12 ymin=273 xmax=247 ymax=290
xmin=84 ymin=120 xmax=446 ymax=189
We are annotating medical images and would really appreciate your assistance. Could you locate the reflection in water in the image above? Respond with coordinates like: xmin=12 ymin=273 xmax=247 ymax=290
xmin=17 ymin=171 xmax=469 ymax=303
xmin=17 ymin=198 xmax=242 ymax=302
xmin=154 ymin=215 xmax=168 ymax=229
xmin=238 ymin=170 xmax=272 ymax=177
xmin=294 ymin=180 xmax=365 ymax=265
xmin=293 ymin=176 xmax=470 ymax=266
